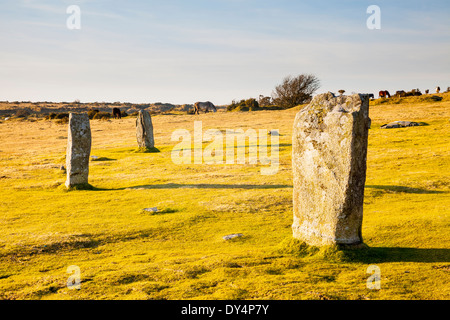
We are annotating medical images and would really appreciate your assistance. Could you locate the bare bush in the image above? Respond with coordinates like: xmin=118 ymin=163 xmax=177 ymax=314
xmin=272 ymin=74 xmax=320 ymax=109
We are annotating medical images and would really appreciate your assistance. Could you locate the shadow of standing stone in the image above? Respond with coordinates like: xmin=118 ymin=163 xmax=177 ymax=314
xmin=292 ymin=93 xmax=370 ymax=247
xmin=65 ymin=113 xmax=92 ymax=189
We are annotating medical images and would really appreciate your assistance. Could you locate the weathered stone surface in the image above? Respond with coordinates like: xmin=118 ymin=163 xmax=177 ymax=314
xmin=223 ymin=233 xmax=243 ymax=240
xmin=380 ymin=121 xmax=420 ymax=129
xmin=136 ymin=110 xmax=155 ymax=149
xmin=292 ymin=92 xmax=370 ymax=246
xmin=65 ymin=113 xmax=91 ymax=188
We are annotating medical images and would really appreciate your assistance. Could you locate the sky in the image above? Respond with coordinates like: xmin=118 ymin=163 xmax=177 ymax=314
xmin=0 ymin=0 xmax=449 ymax=105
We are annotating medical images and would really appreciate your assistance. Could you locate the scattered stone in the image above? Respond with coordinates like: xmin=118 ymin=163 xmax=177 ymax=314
xmin=269 ymin=130 xmax=280 ymax=136
xmin=65 ymin=113 xmax=92 ymax=189
xmin=380 ymin=121 xmax=421 ymax=129
xmin=143 ymin=207 xmax=158 ymax=213
xmin=223 ymin=233 xmax=243 ymax=240
xmin=91 ymin=155 xmax=99 ymax=160
xmin=136 ymin=110 xmax=155 ymax=149
xmin=292 ymin=92 xmax=370 ymax=247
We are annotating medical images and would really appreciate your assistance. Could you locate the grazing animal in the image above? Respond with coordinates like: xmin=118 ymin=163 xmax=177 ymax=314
xmin=112 ymin=107 xmax=121 ymax=119
xmin=193 ymin=101 xmax=217 ymax=115
xmin=368 ymin=93 xmax=374 ymax=99
xmin=379 ymin=90 xmax=391 ymax=98
xmin=395 ymin=90 xmax=406 ymax=97
xmin=436 ymin=86 xmax=441 ymax=93
xmin=425 ymin=89 xmax=429 ymax=94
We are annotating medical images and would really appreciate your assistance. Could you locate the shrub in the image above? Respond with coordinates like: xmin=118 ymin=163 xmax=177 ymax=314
xmin=258 ymin=95 xmax=272 ymax=107
xmin=43 ymin=112 xmax=69 ymax=120
xmin=93 ymin=112 xmax=111 ymax=120
xmin=227 ymin=98 xmax=260 ymax=112
xmin=272 ymin=74 xmax=320 ymax=109
xmin=44 ymin=113 xmax=57 ymax=120
xmin=416 ymin=95 xmax=443 ymax=103
xmin=15 ymin=109 xmax=31 ymax=118
xmin=55 ymin=117 xmax=69 ymax=125
xmin=88 ymin=110 xmax=99 ymax=119
xmin=260 ymin=105 xmax=284 ymax=110
xmin=55 ymin=113 xmax=69 ymax=119
xmin=234 ymin=105 xmax=250 ymax=112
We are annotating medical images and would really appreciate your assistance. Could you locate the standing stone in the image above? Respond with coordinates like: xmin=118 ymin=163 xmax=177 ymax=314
xmin=292 ymin=92 xmax=370 ymax=247
xmin=65 ymin=113 xmax=92 ymax=188
xmin=136 ymin=110 xmax=155 ymax=149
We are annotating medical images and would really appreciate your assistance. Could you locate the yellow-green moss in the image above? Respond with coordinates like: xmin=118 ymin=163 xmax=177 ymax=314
xmin=0 ymin=96 xmax=449 ymax=300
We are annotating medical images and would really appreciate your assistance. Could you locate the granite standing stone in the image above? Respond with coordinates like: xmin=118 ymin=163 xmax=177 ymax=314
xmin=292 ymin=92 xmax=370 ymax=247
xmin=65 ymin=113 xmax=92 ymax=188
xmin=136 ymin=110 xmax=155 ymax=149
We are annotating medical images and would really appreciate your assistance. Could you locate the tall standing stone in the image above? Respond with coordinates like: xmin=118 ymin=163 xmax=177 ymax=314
xmin=65 ymin=113 xmax=92 ymax=188
xmin=136 ymin=110 xmax=155 ymax=149
xmin=292 ymin=92 xmax=370 ymax=247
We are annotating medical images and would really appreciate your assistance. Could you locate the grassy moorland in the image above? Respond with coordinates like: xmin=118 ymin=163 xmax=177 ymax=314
xmin=0 ymin=93 xmax=449 ymax=300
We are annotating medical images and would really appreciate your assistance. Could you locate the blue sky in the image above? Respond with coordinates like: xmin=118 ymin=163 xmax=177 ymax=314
xmin=0 ymin=0 xmax=449 ymax=104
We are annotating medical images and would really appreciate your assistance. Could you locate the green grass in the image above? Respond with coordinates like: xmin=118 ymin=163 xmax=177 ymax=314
xmin=0 ymin=96 xmax=449 ymax=300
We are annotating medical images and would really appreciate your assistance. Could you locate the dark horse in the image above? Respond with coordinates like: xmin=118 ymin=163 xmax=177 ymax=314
xmin=379 ymin=90 xmax=391 ymax=98
xmin=194 ymin=101 xmax=217 ymax=115
xmin=112 ymin=108 xmax=121 ymax=119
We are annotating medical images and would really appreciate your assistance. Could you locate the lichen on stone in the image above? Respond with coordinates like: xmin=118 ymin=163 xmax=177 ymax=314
xmin=292 ymin=92 xmax=370 ymax=247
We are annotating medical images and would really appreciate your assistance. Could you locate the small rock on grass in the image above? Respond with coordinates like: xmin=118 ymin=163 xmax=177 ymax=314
xmin=223 ymin=233 xmax=243 ymax=240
